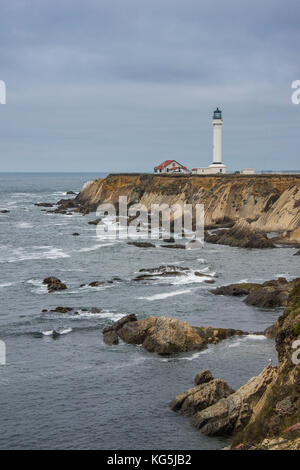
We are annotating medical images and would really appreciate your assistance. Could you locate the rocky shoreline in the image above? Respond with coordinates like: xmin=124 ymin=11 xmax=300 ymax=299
xmin=34 ymin=175 xmax=300 ymax=450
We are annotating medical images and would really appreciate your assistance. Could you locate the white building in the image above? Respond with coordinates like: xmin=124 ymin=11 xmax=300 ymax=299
xmin=192 ymin=108 xmax=227 ymax=175
xmin=154 ymin=160 xmax=190 ymax=174
xmin=241 ymin=168 xmax=255 ymax=175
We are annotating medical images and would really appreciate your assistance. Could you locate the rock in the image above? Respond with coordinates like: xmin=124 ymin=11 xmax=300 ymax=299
xmin=133 ymin=271 xmax=186 ymax=281
xmin=244 ymin=287 xmax=289 ymax=308
xmin=103 ymin=330 xmax=119 ymax=345
xmin=50 ymin=306 xmax=72 ymax=313
xmin=205 ymin=219 xmax=275 ymax=249
xmin=104 ymin=315 xmax=205 ymax=355
xmin=90 ymin=307 xmax=101 ymax=313
xmin=264 ymin=323 xmax=279 ymax=339
xmin=169 ymin=378 xmax=234 ymax=416
xmin=88 ymin=218 xmax=102 ymax=225
xmin=191 ymin=364 xmax=276 ymax=436
xmin=72 ymin=232 xmax=80 ymax=236
xmin=204 ymin=279 xmax=215 ymax=284
xmin=161 ymin=244 xmax=186 ymax=249
xmin=127 ymin=241 xmax=155 ymax=248
xmin=34 ymin=202 xmax=54 ymax=207
xmin=89 ymin=281 xmax=105 ymax=287
xmin=193 ymin=326 xmax=246 ymax=343
xmin=0 ymin=209 xmax=10 ymax=213
xmin=66 ymin=191 xmax=76 ymax=195
xmin=294 ymin=250 xmax=300 ymax=256
xmin=139 ymin=265 xmax=189 ymax=274
xmin=211 ymin=278 xmax=298 ymax=310
xmin=43 ymin=277 xmax=67 ymax=293
xmin=163 ymin=237 xmax=175 ymax=243
xmin=211 ymin=283 xmax=261 ymax=296
xmin=194 ymin=369 xmax=214 ymax=386
xmin=283 ymin=423 xmax=300 ymax=438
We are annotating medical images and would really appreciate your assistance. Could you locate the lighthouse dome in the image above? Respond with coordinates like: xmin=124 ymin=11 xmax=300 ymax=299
xmin=213 ymin=108 xmax=222 ymax=119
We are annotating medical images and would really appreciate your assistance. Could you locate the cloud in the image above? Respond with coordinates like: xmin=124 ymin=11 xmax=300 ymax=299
xmin=0 ymin=0 xmax=299 ymax=171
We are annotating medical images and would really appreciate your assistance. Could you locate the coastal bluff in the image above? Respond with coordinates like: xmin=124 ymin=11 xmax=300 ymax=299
xmin=74 ymin=173 xmax=300 ymax=235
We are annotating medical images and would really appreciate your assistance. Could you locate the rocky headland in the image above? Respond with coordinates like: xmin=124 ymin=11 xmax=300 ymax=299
xmin=52 ymin=173 xmax=300 ymax=248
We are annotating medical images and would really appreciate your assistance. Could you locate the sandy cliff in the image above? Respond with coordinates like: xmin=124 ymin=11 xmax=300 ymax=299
xmin=75 ymin=174 xmax=300 ymax=232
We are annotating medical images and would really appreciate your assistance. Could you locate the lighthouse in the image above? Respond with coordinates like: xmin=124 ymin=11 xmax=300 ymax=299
xmin=191 ymin=107 xmax=227 ymax=175
xmin=208 ymin=107 xmax=227 ymax=173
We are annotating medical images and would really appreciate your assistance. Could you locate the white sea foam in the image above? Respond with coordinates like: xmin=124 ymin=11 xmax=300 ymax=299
xmin=228 ymin=340 xmax=242 ymax=348
xmin=16 ymin=222 xmax=33 ymax=229
xmin=42 ymin=330 xmax=53 ymax=336
xmin=160 ymin=349 xmax=211 ymax=362
xmin=59 ymin=328 xmax=72 ymax=335
xmin=171 ymin=272 xmax=214 ymax=286
xmin=42 ymin=328 xmax=72 ymax=336
xmin=27 ymin=279 xmax=48 ymax=294
xmin=78 ymin=242 xmax=115 ymax=252
xmin=0 ymin=282 xmax=15 ymax=288
xmin=6 ymin=246 xmax=70 ymax=263
xmin=245 ymin=334 xmax=266 ymax=341
xmin=136 ymin=289 xmax=192 ymax=301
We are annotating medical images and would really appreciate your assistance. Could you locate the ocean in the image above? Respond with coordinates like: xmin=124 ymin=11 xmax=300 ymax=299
xmin=0 ymin=172 xmax=298 ymax=450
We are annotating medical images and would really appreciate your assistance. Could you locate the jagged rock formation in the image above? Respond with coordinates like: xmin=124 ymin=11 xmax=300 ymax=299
xmin=169 ymin=371 xmax=234 ymax=416
xmin=191 ymin=365 xmax=276 ymax=436
xmin=103 ymin=314 xmax=246 ymax=354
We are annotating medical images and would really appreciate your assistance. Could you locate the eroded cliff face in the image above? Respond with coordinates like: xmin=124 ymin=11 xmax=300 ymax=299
xmin=75 ymin=174 xmax=300 ymax=232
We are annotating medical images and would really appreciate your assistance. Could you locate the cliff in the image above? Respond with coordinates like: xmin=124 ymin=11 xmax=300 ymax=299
xmin=231 ymin=280 xmax=300 ymax=449
xmin=75 ymin=174 xmax=300 ymax=232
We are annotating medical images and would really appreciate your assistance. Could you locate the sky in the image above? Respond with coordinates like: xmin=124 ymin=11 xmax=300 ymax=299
xmin=0 ymin=0 xmax=299 ymax=173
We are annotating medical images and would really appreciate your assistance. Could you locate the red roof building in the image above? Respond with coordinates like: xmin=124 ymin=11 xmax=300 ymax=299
xmin=154 ymin=160 xmax=189 ymax=174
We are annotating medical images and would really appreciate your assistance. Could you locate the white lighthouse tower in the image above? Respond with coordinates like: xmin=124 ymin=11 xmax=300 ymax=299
xmin=209 ymin=107 xmax=227 ymax=173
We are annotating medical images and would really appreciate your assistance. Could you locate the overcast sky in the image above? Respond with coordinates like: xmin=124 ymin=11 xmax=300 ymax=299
xmin=0 ymin=0 xmax=299 ymax=172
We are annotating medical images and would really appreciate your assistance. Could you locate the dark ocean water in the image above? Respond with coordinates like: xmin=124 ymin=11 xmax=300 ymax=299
xmin=0 ymin=173 xmax=299 ymax=450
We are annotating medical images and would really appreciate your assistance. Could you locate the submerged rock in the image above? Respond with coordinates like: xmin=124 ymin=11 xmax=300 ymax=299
xmin=127 ymin=241 xmax=155 ymax=248
xmin=34 ymin=202 xmax=54 ymax=207
xmin=161 ymin=244 xmax=186 ymax=249
xmin=88 ymin=218 xmax=102 ymax=225
xmin=43 ymin=277 xmax=67 ymax=293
